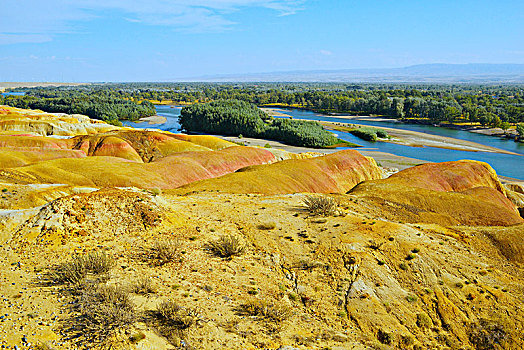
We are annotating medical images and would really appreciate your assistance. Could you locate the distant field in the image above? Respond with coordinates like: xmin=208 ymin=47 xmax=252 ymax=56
xmin=0 ymin=82 xmax=86 ymax=91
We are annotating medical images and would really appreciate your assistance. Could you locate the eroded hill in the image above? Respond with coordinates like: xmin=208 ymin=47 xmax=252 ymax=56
xmin=0 ymin=106 xmax=523 ymax=350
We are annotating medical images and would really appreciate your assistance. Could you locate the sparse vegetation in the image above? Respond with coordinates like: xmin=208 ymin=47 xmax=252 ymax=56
xmin=130 ymin=276 xmax=156 ymax=295
xmin=377 ymin=329 xmax=393 ymax=344
xmin=151 ymin=300 xmax=202 ymax=344
xmin=406 ymin=295 xmax=417 ymax=302
xmin=368 ymin=239 xmax=385 ymax=250
xmin=147 ymin=239 xmax=182 ymax=266
xmin=237 ymin=299 xmax=291 ymax=323
xmin=155 ymin=300 xmax=200 ymax=330
xmin=205 ymin=234 xmax=245 ymax=259
xmin=416 ymin=312 xmax=433 ymax=328
xmin=70 ymin=284 xmax=136 ymax=345
xmin=302 ymin=195 xmax=339 ymax=216
xmin=47 ymin=251 xmax=114 ymax=285
xmin=129 ymin=332 xmax=146 ymax=344
xmin=469 ymin=319 xmax=509 ymax=350
xmin=257 ymin=221 xmax=277 ymax=230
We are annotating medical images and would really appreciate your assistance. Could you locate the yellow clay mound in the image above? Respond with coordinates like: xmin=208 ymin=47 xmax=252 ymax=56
xmin=170 ymin=134 xmax=239 ymax=150
xmin=71 ymin=130 xmax=212 ymax=162
xmin=0 ymin=105 xmax=117 ymax=136
xmin=0 ymin=147 xmax=277 ymax=189
xmin=350 ymin=160 xmax=523 ymax=226
xmin=175 ymin=149 xmax=383 ymax=195
xmin=14 ymin=188 xmax=162 ymax=245
xmin=0 ymin=149 xmax=86 ymax=169
xmin=386 ymin=160 xmax=506 ymax=194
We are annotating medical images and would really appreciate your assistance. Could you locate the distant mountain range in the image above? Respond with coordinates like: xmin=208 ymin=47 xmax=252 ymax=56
xmin=183 ymin=64 xmax=524 ymax=83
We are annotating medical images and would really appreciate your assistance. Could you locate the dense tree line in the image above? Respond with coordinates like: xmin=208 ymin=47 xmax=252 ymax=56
xmin=1 ymin=89 xmax=156 ymax=123
xmin=180 ymin=100 xmax=338 ymax=148
xmin=4 ymin=83 xmax=524 ymax=127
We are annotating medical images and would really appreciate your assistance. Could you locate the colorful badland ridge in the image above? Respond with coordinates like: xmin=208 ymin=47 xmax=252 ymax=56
xmin=0 ymin=105 xmax=523 ymax=349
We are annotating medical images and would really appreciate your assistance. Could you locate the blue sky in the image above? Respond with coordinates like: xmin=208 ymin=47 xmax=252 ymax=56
xmin=1 ymin=0 xmax=523 ymax=81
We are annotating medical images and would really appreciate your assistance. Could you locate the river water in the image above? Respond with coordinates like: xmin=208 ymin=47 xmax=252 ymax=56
xmin=123 ymin=105 xmax=524 ymax=180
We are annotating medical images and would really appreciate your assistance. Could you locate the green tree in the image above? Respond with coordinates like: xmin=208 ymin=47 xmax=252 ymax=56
xmin=500 ymin=121 xmax=511 ymax=135
xmin=516 ymin=123 xmax=524 ymax=139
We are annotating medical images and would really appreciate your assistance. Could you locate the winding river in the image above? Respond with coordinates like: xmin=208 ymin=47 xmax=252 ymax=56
xmin=123 ymin=105 xmax=524 ymax=180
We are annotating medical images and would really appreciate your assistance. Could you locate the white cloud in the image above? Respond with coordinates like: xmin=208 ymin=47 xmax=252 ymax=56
xmin=320 ymin=50 xmax=332 ymax=56
xmin=0 ymin=0 xmax=304 ymax=44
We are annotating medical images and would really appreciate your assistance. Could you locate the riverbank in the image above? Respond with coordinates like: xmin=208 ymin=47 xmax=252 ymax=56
xmin=261 ymin=107 xmax=522 ymax=144
xmin=133 ymin=115 xmax=167 ymax=125
xmin=210 ymin=134 xmax=427 ymax=171
xmin=320 ymin=121 xmax=520 ymax=155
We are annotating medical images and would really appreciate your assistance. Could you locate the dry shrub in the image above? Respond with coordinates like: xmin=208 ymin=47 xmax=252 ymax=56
xmin=152 ymin=300 xmax=202 ymax=344
xmin=70 ymin=284 xmax=136 ymax=345
xmin=237 ymin=299 xmax=291 ymax=323
xmin=148 ymin=239 xmax=181 ymax=266
xmin=257 ymin=222 xmax=276 ymax=230
xmin=130 ymin=276 xmax=156 ymax=295
xmin=155 ymin=300 xmax=200 ymax=330
xmin=302 ymin=195 xmax=338 ymax=216
xmin=206 ymin=234 xmax=245 ymax=259
xmin=47 ymin=251 xmax=114 ymax=285
xmin=469 ymin=319 xmax=510 ymax=350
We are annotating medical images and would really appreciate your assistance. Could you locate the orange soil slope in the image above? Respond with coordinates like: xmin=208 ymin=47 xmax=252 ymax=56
xmin=385 ymin=160 xmax=506 ymax=194
xmin=350 ymin=160 xmax=523 ymax=226
xmin=175 ymin=149 xmax=383 ymax=195
xmin=0 ymin=146 xmax=277 ymax=189
xmin=70 ymin=130 xmax=217 ymax=162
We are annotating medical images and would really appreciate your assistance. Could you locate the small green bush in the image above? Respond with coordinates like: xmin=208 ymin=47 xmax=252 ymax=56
xmin=406 ymin=295 xmax=417 ymax=302
xmin=350 ymin=127 xmax=389 ymax=141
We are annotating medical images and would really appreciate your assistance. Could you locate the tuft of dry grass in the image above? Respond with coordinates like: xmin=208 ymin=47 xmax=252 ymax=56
xmin=147 ymin=239 xmax=182 ymax=266
xmin=46 ymin=251 xmax=114 ymax=285
xmin=155 ymin=300 xmax=200 ymax=330
xmin=257 ymin=222 xmax=276 ymax=230
xmin=236 ymin=299 xmax=291 ymax=323
xmin=70 ymin=284 xmax=136 ymax=345
xmin=150 ymin=300 xmax=202 ymax=344
xmin=469 ymin=319 xmax=509 ymax=350
xmin=130 ymin=276 xmax=156 ymax=295
xmin=205 ymin=234 xmax=245 ymax=259
xmin=302 ymin=195 xmax=338 ymax=216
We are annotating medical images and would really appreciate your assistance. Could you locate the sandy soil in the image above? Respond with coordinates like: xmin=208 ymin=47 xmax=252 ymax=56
xmin=132 ymin=115 xmax=168 ymax=125
xmin=261 ymin=108 xmax=400 ymax=123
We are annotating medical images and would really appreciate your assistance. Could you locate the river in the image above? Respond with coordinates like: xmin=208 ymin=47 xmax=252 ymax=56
xmin=122 ymin=105 xmax=524 ymax=180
